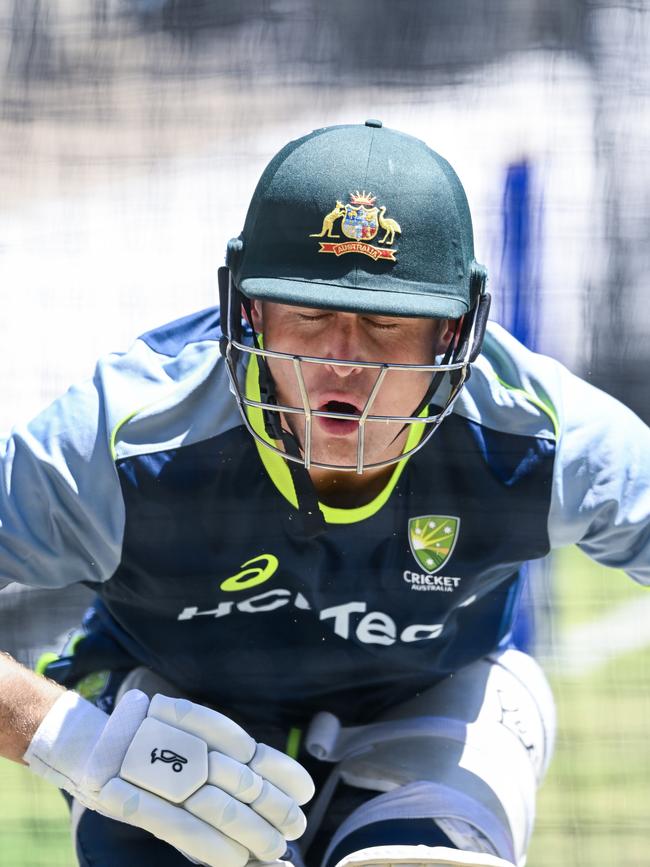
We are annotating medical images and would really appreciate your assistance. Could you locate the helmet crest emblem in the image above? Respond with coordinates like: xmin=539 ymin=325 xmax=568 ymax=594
xmin=310 ymin=191 xmax=401 ymax=261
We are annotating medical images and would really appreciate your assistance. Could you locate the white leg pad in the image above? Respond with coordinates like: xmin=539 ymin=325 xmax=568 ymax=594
xmin=321 ymin=782 xmax=515 ymax=867
xmin=310 ymin=651 xmax=554 ymax=867
xmin=334 ymin=844 xmax=515 ymax=867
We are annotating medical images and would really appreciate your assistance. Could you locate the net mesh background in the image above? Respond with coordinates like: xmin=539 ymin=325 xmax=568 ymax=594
xmin=1 ymin=2 xmax=649 ymax=865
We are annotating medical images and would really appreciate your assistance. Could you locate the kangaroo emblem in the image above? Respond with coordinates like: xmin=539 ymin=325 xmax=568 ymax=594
xmin=310 ymin=201 xmax=346 ymax=238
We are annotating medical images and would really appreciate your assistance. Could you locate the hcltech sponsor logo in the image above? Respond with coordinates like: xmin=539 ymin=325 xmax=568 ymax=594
xmin=177 ymin=590 xmax=444 ymax=646
xmin=405 ymin=515 xmax=461 ymax=591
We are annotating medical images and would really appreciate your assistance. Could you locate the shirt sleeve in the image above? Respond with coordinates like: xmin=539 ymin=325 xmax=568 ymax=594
xmin=0 ymin=320 xmax=227 ymax=592
xmin=0 ymin=362 xmax=126 ymax=590
xmin=548 ymin=366 xmax=650 ymax=585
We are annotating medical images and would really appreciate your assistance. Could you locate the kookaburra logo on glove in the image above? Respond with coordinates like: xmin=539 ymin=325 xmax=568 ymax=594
xmin=150 ymin=748 xmax=188 ymax=773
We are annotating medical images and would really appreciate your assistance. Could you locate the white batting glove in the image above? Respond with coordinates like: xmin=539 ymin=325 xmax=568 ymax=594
xmin=24 ymin=689 xmax=314 ymax=866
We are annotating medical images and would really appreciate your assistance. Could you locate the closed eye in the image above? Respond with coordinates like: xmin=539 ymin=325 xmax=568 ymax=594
xmin=297 ymin=312 xmax=329 ymax=322
xmin=363 ymin=317 xmax=399 ymax=331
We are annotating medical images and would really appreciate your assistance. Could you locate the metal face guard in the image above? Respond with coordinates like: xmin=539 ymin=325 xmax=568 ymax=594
xmin=219 ymin=272 xmax=485 ymax=474
xmin=222 ymin=340 xmax=470 ymax=475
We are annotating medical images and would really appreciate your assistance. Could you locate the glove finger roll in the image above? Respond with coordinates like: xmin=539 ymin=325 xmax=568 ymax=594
xmin=82 ymin=690 xmax=150 ymax=792
xmin=251 ymin=780 xmax=307 ymax=840
xmin=208 ymin=751 xmax=264 ymax=803
xmin=185 ymin=784 xmax=286 ymax=862
xmin=97 ymin=777 xmax=249 ymax=867
xmin=148 ymin=695 xmax=256 ymax=763
xmin=249 ymin=743 xmax=315 ymax=804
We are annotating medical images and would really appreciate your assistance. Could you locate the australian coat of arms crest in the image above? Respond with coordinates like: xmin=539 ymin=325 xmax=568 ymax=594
xmin=310 ymin=191 xmax=401 ymax=261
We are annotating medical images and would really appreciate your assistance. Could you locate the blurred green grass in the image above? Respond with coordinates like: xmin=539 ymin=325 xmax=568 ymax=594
xmin=0 ymin=757 xmax=74 ymax=866
xmin=529 ymin=545 xmax=650 ymax=867
xmin=552 ymin=544 xmax=647 ymax=629
xmin=1 ymin=545 xmax=649 ymax=866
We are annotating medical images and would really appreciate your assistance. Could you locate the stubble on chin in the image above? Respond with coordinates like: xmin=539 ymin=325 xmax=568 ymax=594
xmin=290 ymin=417 xmax=409 ymax=469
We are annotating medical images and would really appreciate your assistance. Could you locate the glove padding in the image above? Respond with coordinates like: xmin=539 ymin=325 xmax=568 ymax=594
xmin=24 ymin=689 xmax=314 ymax=866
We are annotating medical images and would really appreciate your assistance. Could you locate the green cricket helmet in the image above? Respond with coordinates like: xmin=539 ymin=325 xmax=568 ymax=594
xmin=218 ymin=120 xmax=490 ymax=506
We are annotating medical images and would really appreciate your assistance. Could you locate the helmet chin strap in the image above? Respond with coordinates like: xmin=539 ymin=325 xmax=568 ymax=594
xmin=278 ymin=428 xmax=328 ymax=538
xmin=401 ymin=323 xmax=460 ymax=433
xmin=385 ymin=291 xmax=491 ymax=448
xmin=239 ymin=292 xmax=327 ymax=539
xmin=388 ymin=270 xmax=491 ymax=448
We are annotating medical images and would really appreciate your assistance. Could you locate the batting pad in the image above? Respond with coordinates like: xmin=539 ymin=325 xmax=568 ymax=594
xmin=308 ymin=650 xmax=553 ymax=867
xmin=334 ymin=844 xmax=515 ymax=867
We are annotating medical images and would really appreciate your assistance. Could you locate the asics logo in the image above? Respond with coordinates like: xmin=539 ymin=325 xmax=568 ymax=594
xmin=220 ymin=554 xmax=279 ymax=591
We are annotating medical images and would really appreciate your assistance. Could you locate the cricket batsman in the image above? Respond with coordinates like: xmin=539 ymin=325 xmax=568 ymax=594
xmin=1 ymin=120 xmax=650 ymax=867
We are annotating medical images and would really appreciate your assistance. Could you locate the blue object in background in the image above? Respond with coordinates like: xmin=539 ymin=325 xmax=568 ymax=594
xmin=498 ymin=159 xmax=543 ymax=351
xmin=499 ymin=159 xmax=545 ymax=654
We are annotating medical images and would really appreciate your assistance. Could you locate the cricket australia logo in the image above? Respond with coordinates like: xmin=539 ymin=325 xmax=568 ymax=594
xmin=408 ymin=515 xmax=460 ymax=573
xmin=310 ymin=191 xmax=401 ymax=261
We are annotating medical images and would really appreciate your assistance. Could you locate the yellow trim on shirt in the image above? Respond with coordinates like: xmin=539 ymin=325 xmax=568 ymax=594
xmin=244 ymin=351 xmax=427 ymax=524
xmin=494 ymin=374 xmax=559 ymax=439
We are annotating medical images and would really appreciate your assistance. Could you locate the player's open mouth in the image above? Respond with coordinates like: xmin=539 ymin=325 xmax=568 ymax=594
xmin=316 ymin=400 xmax=361 ymax=436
